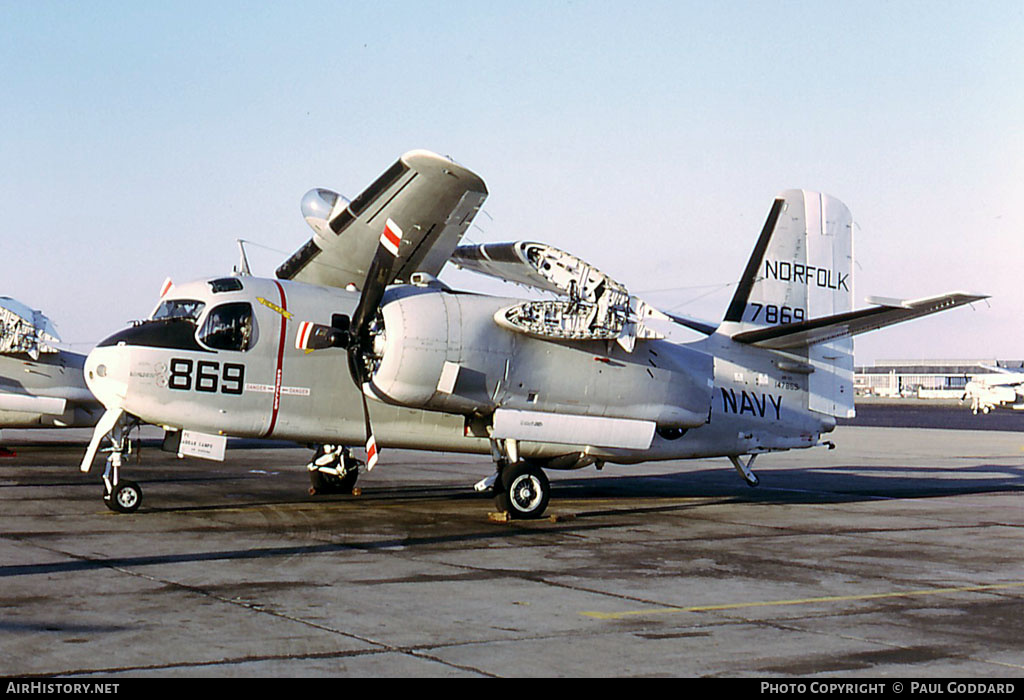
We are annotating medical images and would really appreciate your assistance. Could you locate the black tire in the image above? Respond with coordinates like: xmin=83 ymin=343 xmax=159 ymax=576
xmin=495 ymin=462 xmax=550 ymax=520
xmin=105 ymin=480 xmax=142 ymax=514
xmin=308 ymin=448 xmax=361 ymax=496
xmin=309 ymin=468 xmax=359 ymax=495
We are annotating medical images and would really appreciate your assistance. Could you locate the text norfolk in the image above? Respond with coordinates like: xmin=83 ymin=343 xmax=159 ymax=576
xmin=764 ymin=259 xmax=849 ymax=292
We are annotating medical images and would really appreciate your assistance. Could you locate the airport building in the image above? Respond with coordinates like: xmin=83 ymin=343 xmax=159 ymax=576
xmin=854 ymin=359 xmax=1024 ymax=399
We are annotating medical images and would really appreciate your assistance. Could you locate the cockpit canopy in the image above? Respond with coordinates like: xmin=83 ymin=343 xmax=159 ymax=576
xmin=152 ymin=299 xmax=205 ymax=322
xmin=198 ymin=302 xmax=255 ymax=351
xmin=100 ymin=298 xmax=257 ymax=353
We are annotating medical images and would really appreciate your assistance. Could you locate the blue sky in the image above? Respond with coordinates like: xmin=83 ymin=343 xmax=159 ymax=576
xmin=2 ymin=1 xmax=1022 ymax=362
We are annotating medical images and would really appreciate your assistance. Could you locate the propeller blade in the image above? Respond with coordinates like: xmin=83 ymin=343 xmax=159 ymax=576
xmin=295 ymin=321 xmax=348 ymax=352
xmin=379 ymin=217 xmax=402 ymax=256
xmin=80 ymin=407 xmax=125 ymax=473
xmin=359 ymin=385 xmax=379 ymax=470
xmin=350 ymin=218 xmax=404 ymax=338
xmin=343 ymin=218 xmax=406 ymax=472
xmin=295 ymin=321 xmax=315 ymax=351
xmin=365 ymin=433 xmax=379 ymax=471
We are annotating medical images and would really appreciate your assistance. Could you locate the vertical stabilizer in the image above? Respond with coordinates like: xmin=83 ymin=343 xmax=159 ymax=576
xmin=721 ymin=190 xmax=855 ymax=418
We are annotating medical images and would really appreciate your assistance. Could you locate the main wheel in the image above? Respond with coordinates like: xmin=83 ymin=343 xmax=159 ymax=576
xmin=105 ymin=480 xmax=142 ymax=513
xmin=308 ymin=448 xmax=361 ymax=495
xmin=309 ymin=467 xmax=359 ymax=495
xmin=495 ymin=462 xmax=550 ymax=520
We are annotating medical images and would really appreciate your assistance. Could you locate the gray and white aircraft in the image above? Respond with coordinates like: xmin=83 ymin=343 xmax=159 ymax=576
xmin=0 ymin=297 xmax=101 ymax=455
xmin=78 ymin=150 xmax=985 ymax=516
xmin=963 ymin=368 xmax=1024 ymax=414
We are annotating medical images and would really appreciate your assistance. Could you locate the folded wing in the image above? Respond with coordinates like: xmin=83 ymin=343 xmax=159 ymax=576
xmin=0 ymin=297 xmax=61 ymax=360
xmin=451 ymin=240 xmax=669 ymax=351
xmin=277 ymin=150 xmax=487 ymax=289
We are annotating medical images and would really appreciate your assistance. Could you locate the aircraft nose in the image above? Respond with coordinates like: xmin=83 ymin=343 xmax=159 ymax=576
xmin=84 ymin=345 xmax=131 ymax=410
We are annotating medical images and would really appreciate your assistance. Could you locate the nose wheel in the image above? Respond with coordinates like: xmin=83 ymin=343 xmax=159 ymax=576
xmin=105 ymin=478 xmax=143 ymax=513
xmin=92 ymin=418 xmax=143 ymax=513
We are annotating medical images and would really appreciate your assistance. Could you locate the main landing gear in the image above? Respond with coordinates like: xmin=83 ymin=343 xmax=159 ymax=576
xmin=496 ymin=461 xmax=551 ymax=519
xmin=487 ymin=438 xmax=552 ymax=520
xmin=307 ymin=444 xmax=362 ymax=495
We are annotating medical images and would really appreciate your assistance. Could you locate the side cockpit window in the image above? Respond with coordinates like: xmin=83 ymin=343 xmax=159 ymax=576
xmin=198 ymin=302 xmax=256 ymax=351
xmin=152 ymin=299 xmax=205 ymax=322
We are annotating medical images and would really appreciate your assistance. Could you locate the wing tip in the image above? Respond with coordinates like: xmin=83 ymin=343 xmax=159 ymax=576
xmin=866 ymin=292 xmax=990 ymax=309
xmin=400 ymin=149 xmax=487 ymax=192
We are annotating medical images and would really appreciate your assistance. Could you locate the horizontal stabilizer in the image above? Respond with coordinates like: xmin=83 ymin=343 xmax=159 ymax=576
xmin=663 ymin=312 xmax=718 ymax=336
xmin=731 ymin=292 xmax=987 ymax=350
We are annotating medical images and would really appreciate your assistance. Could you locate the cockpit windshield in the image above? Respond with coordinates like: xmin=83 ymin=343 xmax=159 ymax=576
xmin=152 ymin=299 xmax=206 ymax=323
xmin=198 ymin=302 xmax=256 ymax=352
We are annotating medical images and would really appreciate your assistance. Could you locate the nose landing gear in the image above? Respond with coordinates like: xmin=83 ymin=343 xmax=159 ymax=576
xmin=80 ymin=410 xmax=143 ymax=513
xmin=105 ymin=478 xmax=143 ymax=514
xmin=100 ymin=428 xmax=142 ymax=513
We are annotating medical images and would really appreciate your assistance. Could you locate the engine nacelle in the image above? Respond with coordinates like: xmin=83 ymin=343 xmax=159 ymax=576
xmin=370 ymin=290 xmax=713 ymax=428
xmin=370 ymin=291 xmax=510 ymax=415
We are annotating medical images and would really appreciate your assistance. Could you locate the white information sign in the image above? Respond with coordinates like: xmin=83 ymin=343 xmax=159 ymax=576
xmin=178 ymin=430 xmax=227 ymax=461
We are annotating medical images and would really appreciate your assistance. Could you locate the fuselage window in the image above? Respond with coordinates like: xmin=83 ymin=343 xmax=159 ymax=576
xmin=198 ymin=302 xmax=256 ymax=352
xmin=152 ymin=299 xmax=205 ymax=322
xmin=209 ymin=278 xmax=244 ymax=293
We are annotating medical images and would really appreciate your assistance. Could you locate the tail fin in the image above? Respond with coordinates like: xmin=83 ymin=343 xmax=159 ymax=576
xmin=721 ymin=190 xmax=855 ymax=418
xmin=722 ymin=189 xmax=854 ymax=332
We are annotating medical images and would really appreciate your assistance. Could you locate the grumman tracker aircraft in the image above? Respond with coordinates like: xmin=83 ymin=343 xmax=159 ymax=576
xmin=963 ymin=369 xmax=1024 ymax=414
xmin=79 ymin=150 xmax=984 ymax=516
xmin=1 ymin=297 xmax=101 ymax=455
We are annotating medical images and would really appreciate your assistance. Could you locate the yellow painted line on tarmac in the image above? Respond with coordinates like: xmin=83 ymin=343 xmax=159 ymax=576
xmin=581 ymin=581 xmax=1024 ymax=621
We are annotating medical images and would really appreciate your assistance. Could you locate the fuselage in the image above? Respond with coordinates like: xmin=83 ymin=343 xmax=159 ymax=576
xmin=963 ymin=378 xmax=1024 ymax=413
xmin=85 ymin=275 xmax=835 ymax=466
xmin=0 ymin=350 xmax=100 ymax=428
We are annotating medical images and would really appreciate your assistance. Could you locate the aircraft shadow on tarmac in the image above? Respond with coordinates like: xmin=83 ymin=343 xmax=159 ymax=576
xmin=550 ymin=463 xmax=1024 ymax=506
xmin=3 ymin=463 xmax=1021 ymax=581
xmin=136 ymin=460 xmax=1024 ymax=517
xmin=4 ymin=440 xmax=1022 ymax=509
